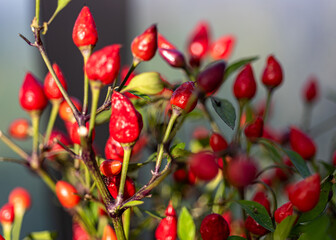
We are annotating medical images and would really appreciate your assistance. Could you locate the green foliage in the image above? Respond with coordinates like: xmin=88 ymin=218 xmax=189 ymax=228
xmin=211 ymin=97 xmax=236 ymax=130
xmin=178 ymin=207 xmax=196 ymax=240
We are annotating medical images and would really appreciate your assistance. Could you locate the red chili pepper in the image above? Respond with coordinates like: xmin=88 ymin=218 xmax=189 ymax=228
xmin=131 ymin=24 xmax=157 ymax=62
xmin=233 ymin=64 xmax=257 ymax=100
xmin=274 ymin=202 xmax=294 ymax=223
xmin=155 ymin=202 xmax=177 ymax=240
xmin=85 ymin=45 xmax=121 ymax=85
xmin=102 ymin=225 xmax=117 ymax=240
xmin=47 ymin=130 xmax=72 ymax=160
xmin=244 ymin=117 xmax=264 ymax=142
xmin=8 ymin=118 xmax=30 ymax=140
xmin=109 ymin=92 xmax=143 ymax=144
xmin=59 ymin=97 xmax=82 ymax=123
xmin=187 ymin=21 xmax=210 ymax=61
xmin=252 ymin=191 xmax=271 ymax=214
xmin=69 ymin=122 xmax=95 ymax=145
xmin=73 ymin=222 xmax=90 ymax=240
xmin=19 ymin=73 xmax=48 ymax=112
xmin=0 ymin=203 xmax=14 ymax=225
xmin=107 ymin=176 xmax=136 ymax=199
xmin=44 ymin=63 xmax=68 ymax=100
xmin=105 ymin=136 xmax=124 ymax=161
xmin=245 ymin=215 xmax=269 ymax=236
xmin=226 ymin=155 xmax=257 ymax=188
xmin=170 ymin=81 xmax=198 ymax=113
xmin=289 ymin=127 xmax=316 ymax=160
xmin=210 ymin=35 xmax=236 ymax=60
xmin=302 ymin=75 xmax=319 ymax=103
xmin=288 ymin=173 xmax=320 ymax=212
xmin=261 ymin=55 xmax=283 ymax=89
xmin=210 ymin=132 xmax=228 ymax=152
xmin=159 ymin=48 xmax=186 ymax=68
xmin=189 ymin=151 xmax=219 ymax=181
xmin=196 ymin=61 xmax=226 ymax=95
xmin=158 ymin=33 xmax=176 ymax=49
xmin=72 ymin=6 xmax=98 ymax=48
xmin=100 ymin=160 xmax=122 ymax=176
xmin=55 ymin=180 xmax=81 ymax=208
xmin=8 ymin=187 xmax=31 ymax=212
xmin=200 ymin=213 xmax=230 ymax=240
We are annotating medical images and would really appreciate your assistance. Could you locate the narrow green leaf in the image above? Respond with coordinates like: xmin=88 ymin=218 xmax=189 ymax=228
xmin=24 ymin=231 xmax=57 ymax=240
xmin=273 ymin=215 xmax=297 ymax=240
xmin=283 ymin=149 xmax=311 ymax=178
xmin=95 ymin=108 xmax=111 ymax=125
xmin=122 ymin=72 xmax=164 ymax=95
xmin=123 ymin=200 xmax=144 ymax=208
xmin=237 ymin=200 xmax=274 ymax=232
xmin=145 ymin=210 xmax=164 ymax=220
xmin=128 ymin=91 xmax=152 ymax=100
xmin=57 ymin=0 xmax=71 ymax=12
xmin=210 ymin=97 xmax=236 ymax=130
xmin=258 ymin=138 xmax=282 ymax=163
xmin=224 ymin=56 xmax=259 ymax=80
xmin=228 ymin=236 xmax=247 ymax=240
xmin=212 ymin=182 xmax=225 ymax=214
xmin=178 ymin=207 xmax=196 ymax=240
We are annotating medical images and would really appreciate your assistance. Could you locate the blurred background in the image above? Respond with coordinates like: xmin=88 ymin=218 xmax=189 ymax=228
xmin=1 ymin=0 xmax=336 ymax=238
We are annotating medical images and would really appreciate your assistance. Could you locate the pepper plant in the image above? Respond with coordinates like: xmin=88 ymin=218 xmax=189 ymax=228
xmin=0 ymin=1 xmax=336 ymax=240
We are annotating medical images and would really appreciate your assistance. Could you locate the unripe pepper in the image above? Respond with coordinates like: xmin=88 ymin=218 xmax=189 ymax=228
xmin=233 ymin=64 xmax=257 ymax=100
xmin=44 ymin=63 xmax=68 ymax=100
xmin=261 ymin=55 xmax=283 ymax=89
xmin=109 ymin=92 xmax=143 ymax=144
xmin=189 ymin=151 xmax=219 ymax=181
xmin=187 ymin=21 xmax=210 ymax=61
xmin=131 ymin=24 xmax=157 ymax=62
xmin=210 ymin=35 xmax=236 ymax=60
xmin=288 ymin=173 xmax=320 ymax=212
xmin=155 ymin=201 xmax=177 ymax=240
xmin=244 ymin=117 xmax=264 ymax=142
xmin=170 ymin=81 xmax=198 ymax=113
xmin=302 ymin=75 xmax=319 ymax=103
xmin=8 ymin=118 xmax=30 ymax=139
xmin=85 ymin=45 xmax=121 ymax=85
xmin=289 ymin=127 xmax=316 ymax=160
xmin=200 ymin=213 xmax=230 ymax=240
xmin=72 ymin=6 xmax=98 ymax=48
xmin=19 ymin=73 xmax=48 ymax=112
xmin=159 ymin=48 xmax=186 ymax=68
xmin=196 ymin=61 xmax=226 ymax=95
xmin=55 ymin=180 xmax=81 ymax=208
xmin=274 ymin=202 xmax=294 ymax=223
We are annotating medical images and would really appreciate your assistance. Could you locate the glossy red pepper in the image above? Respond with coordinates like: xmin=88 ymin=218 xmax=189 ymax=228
xmin=200 ymin=213 xmax=230 ymax=240
xmin=261 ymin=55 xmax=283 ymax=89
xmin=107 ymin=176 xmax=136 ymax=199
xmin=209 ymin=132 xmax=228 ymax=152
xmin=189 ymin=151 xmax=219 ymax=181
xmin=102 ymin=225 xmax=117 ymax=240
xmin=288 ymin=173 xmax=320 ymax=212
xmin=105 ymin=136 xmax=124 ymax=161
xmin=210 ymin=35 xmax=236 ymax=60
xmin=245 ymin=215 xmax=269 ymax=236
xmin=289 ymin=127 xmax=316 ymax=160
xmin=170 ymin=81 xmax=198 ymax=113
xmin=109 ymin=92 xmax=143 ymax=144
xmin=155 ymin=202 xmax=177 ymax=240
xmin=55 ymin=180 xmax=81 ymax=208
xmin=47 ymin=130 xmax=72 ymax=160
xmin=70 ymin=122 xmax=95 ymax=145
xmin=73 ymin=222 xmax=89 ymax=240
xmin=302 ymin=75 xmax=319 ymax=103
xmin=252 ymin=191 xmax=271 ymax=214
xmin=44 ymin=63 xmax=68 ymax=100
xmin=226 ymin=155 xmax=257 ymax=188
xmin=0 ymin=203 xmax=14 ymax=224
xmin=187 ymin=21 xmax=210 ymax=61
xmin=19 ymin=72 xmax=48 ymax=112
xmin=158 ymin=33 xmax=176 ymax=49
xmin=100 ymin=160 xmax=122 ymax=176
xmin=85 ymin=44 xmax=121 ymax=85
xmin=8 ymin=118 xmax=30 ymax=139
xmin=131 ymin=24 xmax=157 ymax=62
xmin=196 ymin=61 xmax=226 ymax=95
xmin=274 ymin=202 xmax=294 ymax=223
xmin=8 ymin=187 xmax=31 ymax=212
xmin=72 ymin=6 xmax=98 ymax=47
xmin=159 ymin=48 xmax=186 ymax=68
xmin=233 ymin=64 xmax=257 ymax=100
xmin=59 ymin=97 xmax=82 ymax=123
xmin=244 ymin=117 xmax=264 ymax=142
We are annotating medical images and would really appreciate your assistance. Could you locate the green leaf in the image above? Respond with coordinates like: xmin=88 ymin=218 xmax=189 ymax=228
xmin=56 ymin=0 xmax=71 ymax=12
xmin=24 ymin=231 xmax=57 ymax=240
xmin=210 ymin=97 xmax=236 ymax=130
xmin=237 ymin=200 xmax=274 ymax=232
xmin=224 ymin=56 xmax=259 ymax=80
xmin=298 ymin=215 xmax=330 ymax=240
xmin=145 ymin=210 xmax=164 ymax=220
xmin=127 ymin=91 xmax=152 ymax=100
xmin=212 ymin=182 xmax=225 ymax=214
xmin=273 ymin=215 xmax=297 ymax=240
xmin=95 ymin=108 xmax=112 ymax=125
xmin=283 ymin=149 xmax=311 ymax=178
xmin=123 ymin=200 xmax=144 ymax=208
xmin=121 ymin=72 xmax=164 ymax=95
xmin=178 ymin=207 xmax=196 ymax=240
xmin=258 ymin=138 xmax=282 ymax=163
xmin=128 ymin=153 xmax=156 ymax=172
xmin=228 ymin=236 xmax=247 ymax=240
xmin=298 ymin=180 xmax=333 ymax=223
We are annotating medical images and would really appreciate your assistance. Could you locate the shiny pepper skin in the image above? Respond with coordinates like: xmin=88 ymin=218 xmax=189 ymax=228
xmin=289 ymin=127 xmax=316 ymax=160
xmin=158 ymin=33 xmax=176 ymax=49
xmin=253 ymin=191 xmax=271 ymax=214
xmin=8 ymin=187 xmax=31 ymax=212
xmin=55 ymin=180 xmax=81 ymax=208
xmin=261 ymin=55 xmax=283 ymax=89
xmin=43 ymin=63 xmax=68 ymax=100
xmin=244 ymin=117 xmax=264 ymax=142
xmin=200 ymin=213 xmax=230 ymax=240
xmin=131 ymin=24 xmax=157 ymax=61
xmin=189 ymin=151 xmax=219 ymax=181
xmin=73 ymin=222 xmax=89 ymax=240
xmin=107 ymin=176 xmax=136 ymax=199
xmin=102 ymin=225 xmax=117 ymax=240
xmin=59 ymin=97 xmax=82 ymax=123
xmin=72 ymin=6 xmax=98 ymax=47
xmin=0 ymin=203 xmax=14 ymax=224
xmin=109 ymin=92 xmax=143 ymax=144
xmin=210 ymin=35 xmax=236 ymax=60
xmin=274 ymin=202 xmax=294 ymax=223
xmin=85 ymin=45 xmax=121 ymax=85
xmin=288 ymin=173 xmax=320 ymax=212
xmin=105 ymin=136 xmax=124 ymax=161
xmin=19 ymin=72 xmax=48 ymax=112
xmin=159 ymin=48 xmax=186 ymax=68
xmin=47 ymin=130 xmax=71 ymax=160
xmin=100 ymin=160 xmax=122 ymax=176
xmin=233 ymin=64 xmax=257 ymax=100
xmin=245 ymin=215 xmax=269 ymax=236
xmin=187 ymin=21 xmax=210 ymax=60
xmin=209 ymin=132 xmax=228 ymax=152
xmin=155 ymin=202 xmax=177 ymax=240
xmin=170 ymin=81 xmax=198 ymax=113
xmin=70 ymin=122 xmax=95 ymax=145
xmin=8 ymin=118 xmax=30 ymax=139
xmin=303 ymin=75 xmax=319 ymax=103
xmin=226 ymin=156 xmax=257 ymax=188
xmin=196 ymin=61 xmax=226 ymax=94
xmin=0 ymin=234 xmax=4 ymax=240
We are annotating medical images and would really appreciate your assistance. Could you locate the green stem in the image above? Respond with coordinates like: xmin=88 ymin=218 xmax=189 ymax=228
xmin=76 ymin=206 xmax=97 ymax=236
xmin=12 ymin=211 xmax=24 ymax=240
xmin=82 ymin=50 xmax=92 ymax=115
xmin=44 ymin=100 xmax=61 ymax=145
xmin=0 ymin=132 xmax=29 ymax=160
xmin=116 ymin=147 xmax=132 ymax=205
xmin=3 ymin=223 xmax=11 ymax=240
xmin=84 ymin=163 xmax=91 ymax=190
xmin=117 ymin=62 xmax=139 ymax=92
xmin=154 ymin=112 xmax=178 ymax=173
xmin=35 ymin=0 xmax=40 ymax=26
xmin=123 ymin=208 xmax=131 ymax=240
xmin=263 ymin=88 xmax=273 ymax=124
xmin=234 ymin=100 xmax=245 ymax=145
xmin=111 ymin=215 xmax=126 ymax=240
xmin=183 ymin=66 xmax=196 ymax=82
xmin=36 ymin=168 xmax=56 ymax=193
xmin=88 ymin=81 xmax=102 ymax=140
